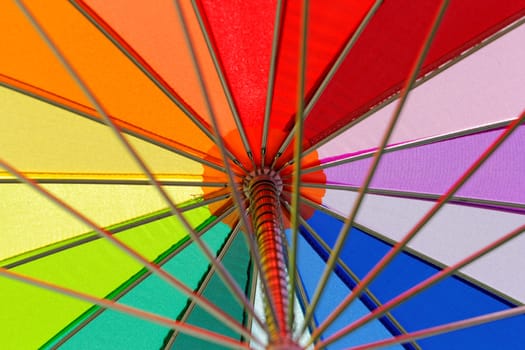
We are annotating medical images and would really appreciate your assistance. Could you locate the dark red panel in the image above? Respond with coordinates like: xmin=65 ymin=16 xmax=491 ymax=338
xmin=268 ymin=0 xmax=375 ymax=164
xmin=299 ymin=0 xmax=525 ymax=160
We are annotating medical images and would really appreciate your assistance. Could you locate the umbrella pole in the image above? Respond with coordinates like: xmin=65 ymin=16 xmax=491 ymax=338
xmin=245 ymin=169 xmax=302 ymax=349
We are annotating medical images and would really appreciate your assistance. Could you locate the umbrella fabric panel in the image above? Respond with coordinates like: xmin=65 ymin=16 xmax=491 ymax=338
xmin=1 ymin=1 xmax=523 ymax=349
xmin=50 ymin=221 xmax=235 ymax=350
xmin=0 ymin=1 xmax=223 ymax=168
xmin=302 ymin=0 xmax=525 ymax=150
xmin=195 ymin=0 xmax=276 ymax=164
xmin=319 ymin=190 xmax=525 ymax=303
xmin=168 ymin=228 xmax=251 ymax=349
xmin=293 ymin=231 xmax=405 ymax=349
xmin=0 ymin=206 xmax=220 ymax=349
xmin=199 ymin=0 xmax=376 ymax=163
xmin=303 ymin=210 xmax=525 ymax=348
xmin=0 ymin=86 xmax=207 ymax=180
xmin=75 ymin=0 xmax=251 ymax=165
xmin=316 ymin=22 xmax=525 ymax=160
xmin=0 ymin=184 xmax=210 ymax=262
xmin=318 ymin=125 xmax=525 ymax=210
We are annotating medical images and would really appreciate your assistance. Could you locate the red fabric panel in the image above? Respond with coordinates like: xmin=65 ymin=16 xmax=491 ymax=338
xmin=298 ymin=0 xmax=525 ymax=162
xmin=199 ymin=0 xmax=374 ymax=165
xmin=197 ymin=0 xmax=276 ymax=164
xmin=268 ymin=0 xmax=375 ymax=164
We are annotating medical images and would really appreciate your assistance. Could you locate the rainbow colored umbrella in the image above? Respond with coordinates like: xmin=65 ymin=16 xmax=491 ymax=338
xmin=1 ymin=1 xmax=524 ymax=349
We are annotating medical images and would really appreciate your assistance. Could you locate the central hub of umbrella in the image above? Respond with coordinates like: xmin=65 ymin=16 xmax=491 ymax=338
xmin=243 ymin=169 xmax=302 ymax=349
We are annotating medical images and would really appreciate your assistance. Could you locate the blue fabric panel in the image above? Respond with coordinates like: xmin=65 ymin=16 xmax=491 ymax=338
xmin=304 ymin=210 xmax=525 ymax=349
xmin=298 ymin=224 xmax=411 ymax=343
xmin=57 ymin=222 xmax=232 ymax=350
xmin=290 ymin=230 xmax=404 ymax=349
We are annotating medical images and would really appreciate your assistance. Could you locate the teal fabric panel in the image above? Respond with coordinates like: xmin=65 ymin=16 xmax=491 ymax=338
xmin=53 ymin=222 xmax=232 ymax=350
xmin=168 ymin=230 xmax=251 ymax=349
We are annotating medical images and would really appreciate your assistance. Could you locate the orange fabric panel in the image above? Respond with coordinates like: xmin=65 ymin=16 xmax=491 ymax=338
xmin=78 ymin=0 xmax=250 ymax=166
xmin=0 ymin=1 xmax=227 ymax=176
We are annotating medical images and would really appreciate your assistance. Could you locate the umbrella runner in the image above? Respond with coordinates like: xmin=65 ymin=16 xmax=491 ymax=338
xmin=244 ymin=169 xmax=301 ymax=349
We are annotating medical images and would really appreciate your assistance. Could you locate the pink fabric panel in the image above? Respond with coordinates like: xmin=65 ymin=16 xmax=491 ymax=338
xmin=318 ymin=24 xmax=525 ymax=160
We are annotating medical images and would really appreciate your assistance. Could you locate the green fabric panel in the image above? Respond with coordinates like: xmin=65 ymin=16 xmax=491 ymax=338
xmin=45 ymin=221 xmax=232 ymax=349
xmin=0 ymin=207 xmax=212 ymax=350
xmin=167 ymin=230 xmax=252 ymax=349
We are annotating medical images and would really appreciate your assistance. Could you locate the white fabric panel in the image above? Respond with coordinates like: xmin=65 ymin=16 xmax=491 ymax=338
xmin=249 ymin=277 xmax=312 ymax=349
xmin=322 ymin=189 xmax=525 ymax=303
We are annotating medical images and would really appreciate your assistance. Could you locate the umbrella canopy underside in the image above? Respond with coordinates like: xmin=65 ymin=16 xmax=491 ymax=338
xmin=1 ymin=1 xmax=524 ymax=349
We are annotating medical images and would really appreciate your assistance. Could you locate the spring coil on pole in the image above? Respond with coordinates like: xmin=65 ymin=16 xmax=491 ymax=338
xmin=246 ymin=170 xmax=291 ymax=343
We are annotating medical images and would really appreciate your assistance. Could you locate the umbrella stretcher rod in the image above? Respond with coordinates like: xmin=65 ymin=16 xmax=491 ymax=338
xmin=245 ymin=170 xmax=301 ymax=349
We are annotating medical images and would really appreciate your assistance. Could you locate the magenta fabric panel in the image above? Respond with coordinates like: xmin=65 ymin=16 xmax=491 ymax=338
xmin=322 ymin=126 xmax=525 ymax=206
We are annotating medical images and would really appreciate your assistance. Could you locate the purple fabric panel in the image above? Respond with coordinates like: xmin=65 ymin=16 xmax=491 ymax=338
xmin=323 ymin=125 xmax=525 ymax=205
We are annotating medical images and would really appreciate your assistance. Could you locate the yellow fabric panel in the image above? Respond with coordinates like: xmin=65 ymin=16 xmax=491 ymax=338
xmin=0 ymin=183 xmax=202 ymax=261
xmin=0 ymin=86 xmax=203 ymax=179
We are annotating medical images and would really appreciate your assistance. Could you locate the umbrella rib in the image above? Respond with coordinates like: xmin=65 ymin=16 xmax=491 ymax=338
xmin=271 ymin=0 xmax=383 ymax=169
xmin=277 ymin=199 xmax=320 ymax=345
xmin=191 ymin=1 xmax=256 ymax=169
xmin=224 ymin=194 xmax=282 ymax=336
xmin=47 ymin=210 xmax=239 ymax=350
xmin=277 ymin=199 xmax=325 ymax=344
xmin=172 ymin=0 xmax=275 ymax=335
xmin=297 ymin=182 xmax=525 ymax=213
xmin=309 ymin=108 xmax=525 ymax=346
xmin=303 ymin=0 xmax=383 ymax=118
xmin=245 ymin=255 xmax=260 ymax=348
xmin=296 ymin=119 xmax=516 ymax=175
xmin=293 ymin=263 xmax=320 ymax=347
xmin=287 ymin=0 xmax=309 ymax=332
xmin=180 ymin=189 xmax=232 ymax=212
xmin=0 ymin=267 xmax=249 ymax=350
xmin=297 ymin=194 xmax=346 ymax=221
xmin=3 ymin=190 xmax=231 ymax=270
xmin=353 ymin=221 xmax=524 ymax=308
xmin=164 ymin=223 xmax=264 ymax=348
xmin=351 ymin=222 xmax=524 ymax=307
xmin=290 ymin=207 xmax=422 ymax=349
xmin=0 ymin=177 xmax=228 ymax=187
xmin=346 ymin=304 xmax=525 ymax=350
xmin=70 ymin=0 xmax=246 ymax=174
xmin=0 ymin=80 xmax=228 ymax=174
xmin=316 ymin=223 xmax=525 ymax=348
xmin=14 ymin=0 xmax=263 ymax=339
xmin=278 ymin=202 xmax=322 ymax=346
xmin=261 ymin=0 xmax=284 ymax=167
xmin=299 ymin=16 xmax=525 ymax=160
xmin=296 ymin=0 xmax=452 ymax=338
xmin=297 ymin=194 xmax=419 ymax=261
xmin=354 ymin=227 xmax=523 ymax=305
